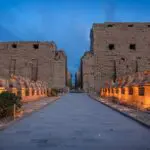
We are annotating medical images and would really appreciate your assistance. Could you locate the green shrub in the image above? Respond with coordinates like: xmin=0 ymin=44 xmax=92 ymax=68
xmin=0 ymin=91 xmax=22 ymax=118
xmin=51 ymin=89 xmax=58 ymax=96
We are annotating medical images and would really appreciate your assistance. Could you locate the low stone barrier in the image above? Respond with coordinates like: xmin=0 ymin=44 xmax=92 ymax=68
xmin=100 ymin=71 xmax=150 ymax=110
xmin=0 ymin=75 xmax=51 ymax=103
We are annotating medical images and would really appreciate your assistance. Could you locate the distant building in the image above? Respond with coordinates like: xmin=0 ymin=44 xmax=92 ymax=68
xmin=80 ymin=51 xmax=94 ymax=92
xmin=75 ymin=70 xmax=81 ymax=89
xmin=0 ymin=41 xmax=67 ymax=89
xmin=67 ymin=71 xmax=72 ymax=88
xmin=52 ymin=50 xmax=67 ymax=89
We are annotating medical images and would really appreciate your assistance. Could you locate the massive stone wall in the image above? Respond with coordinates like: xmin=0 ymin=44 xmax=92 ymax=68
xmin=81 ymin=51 xmax=94 ymax=92
xmin=0 ymin=41 xmax=67 ymax=89
xmin=52 ymin=50 xmax=67 ymax=89
xmin=90 ymin=22 xmax=150 ymax=92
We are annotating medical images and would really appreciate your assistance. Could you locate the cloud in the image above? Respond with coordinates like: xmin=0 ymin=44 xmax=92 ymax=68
xmin=104 ymin=0 xmax=116 ymax=22
xmin=1 ymin=4 xmax=47 ymax=40
xmin=0 ymin=24 xmax=21 ymax=41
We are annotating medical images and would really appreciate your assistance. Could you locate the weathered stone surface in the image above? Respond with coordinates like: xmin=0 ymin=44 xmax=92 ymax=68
xmin=81 ymin=51 xmax=94 ymax=92
xmin=53 ymin=50 xmax=67 ymax=89
xmin=0 ymin=41 xmax=67 ymax=89
xmin=89 ymin=22 xmax=150 ymax=92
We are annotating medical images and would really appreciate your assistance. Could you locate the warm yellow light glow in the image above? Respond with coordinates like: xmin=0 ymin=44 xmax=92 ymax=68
xmin=101 ymin=86 xmax=150 ymax=110
xmin=0 ymin=87 xmax=5 ymax=94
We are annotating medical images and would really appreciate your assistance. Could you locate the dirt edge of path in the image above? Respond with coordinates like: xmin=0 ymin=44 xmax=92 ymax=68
xmin=0 ymin=96 xmax=60 ymax=131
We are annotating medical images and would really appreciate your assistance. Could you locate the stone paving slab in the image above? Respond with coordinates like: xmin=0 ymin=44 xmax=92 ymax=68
xmin=89 ymin=94 xmax=150 ymax=128
xmin=0 ymin=96 xmax=60 ymax=130
xmin=0 ymin=93 xmax=150 ymax=150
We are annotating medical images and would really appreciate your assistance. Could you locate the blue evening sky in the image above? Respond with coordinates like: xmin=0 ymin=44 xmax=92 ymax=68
xmin=0 ymin=0 xmax=150 ymax=77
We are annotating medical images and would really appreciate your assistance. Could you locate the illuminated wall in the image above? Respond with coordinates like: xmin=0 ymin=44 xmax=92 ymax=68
xmin=100 ymin=71 xmax=150 ymax=110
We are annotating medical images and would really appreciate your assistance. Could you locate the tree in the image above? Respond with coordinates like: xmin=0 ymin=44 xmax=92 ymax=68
xmin=0 ymin=91 xmax=22 ymax=118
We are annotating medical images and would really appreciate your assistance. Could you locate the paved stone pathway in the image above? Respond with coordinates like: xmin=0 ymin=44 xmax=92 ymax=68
xmin=90 ymin=94 xmax=150 ymax=127
xmin=0 ymin=94 xmax=150 ymax=150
